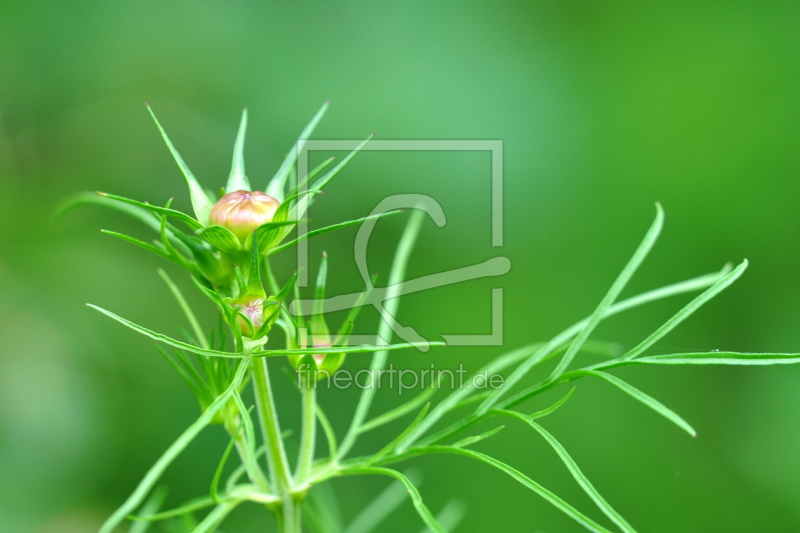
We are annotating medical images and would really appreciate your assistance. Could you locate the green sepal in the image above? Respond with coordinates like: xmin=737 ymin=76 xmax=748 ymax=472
xmin=242 ymin=219 xmax=301 ymax=255
xmin=310 ymin=252 xmax=330 ymax=339
xmin=317 ymin=352 xmax=345 ymax=377
xmin=225 ymin=108 xmax=251 ymax=193
xmin=232 ymin=264 xmax=248 ymax=296
xmin=266 ymin=101 xmax=329 ymax=200
xmin=295 ymin=353 xmax=319 ymax=387
xmin=189 ymin=244 xmax=231 ymax=287
xmin=285 ymin=156 xmax=337 ymax=201
xmin=159 ymin=200 xmax=194 ymax=272
xmin=146 ymin=104 xmax=214 ymax=225
xmin=253 ymin=271 xmax=298 ymax=338
xmin=246 ymin=229 xmax=265 ymax=297
xmin=197 ymin=225 xmax=241 ymax=253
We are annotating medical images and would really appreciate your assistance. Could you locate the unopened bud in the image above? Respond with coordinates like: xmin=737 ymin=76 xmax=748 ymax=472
xmin=209 ymin=190 xmax=280 ymax=242
xmin=289 ymin=335 xmax=346 ymax=377
xmin=232 ymin=296 xmax=266 ymax=338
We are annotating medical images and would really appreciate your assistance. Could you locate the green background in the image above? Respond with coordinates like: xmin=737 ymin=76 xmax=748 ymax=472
xmin=1 ymin=1 xmax=799 ymax=531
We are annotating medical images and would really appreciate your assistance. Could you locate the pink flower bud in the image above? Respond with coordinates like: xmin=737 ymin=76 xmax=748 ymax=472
xmin=232 ymin=296 xmax=266 ymax=337
xmin=209 ymin=190 xmax=281 ymax=242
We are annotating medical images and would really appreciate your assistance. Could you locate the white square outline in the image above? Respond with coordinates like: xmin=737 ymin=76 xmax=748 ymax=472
xmin=295 ymin=140 xmax=504 ymax=346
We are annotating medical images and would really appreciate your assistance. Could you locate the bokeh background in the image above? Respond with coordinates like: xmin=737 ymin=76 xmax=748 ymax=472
xmin=2 ymin=1 xmax=800 ymax=532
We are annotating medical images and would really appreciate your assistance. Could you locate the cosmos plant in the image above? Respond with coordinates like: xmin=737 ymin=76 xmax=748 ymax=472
xmin=60 ymin=102 xmax=800 ymax=533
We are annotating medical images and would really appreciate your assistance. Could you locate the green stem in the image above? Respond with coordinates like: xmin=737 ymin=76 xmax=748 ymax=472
xmin=222 ymin=416 xmax=271 ymax=492
xmin=296 ymin=383 xmax=317 ymax=482
xmin=249 ymin=346 xmax=300 ymax=532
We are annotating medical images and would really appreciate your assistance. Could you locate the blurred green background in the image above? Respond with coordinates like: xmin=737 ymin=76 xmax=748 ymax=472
xmin=2 ymin=1 xmax=800 ymax=531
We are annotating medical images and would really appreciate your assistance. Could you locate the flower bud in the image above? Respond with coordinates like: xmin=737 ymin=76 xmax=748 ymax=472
xmin=232 ymin=296 xmax=266 ymax=338
xmin=209 ymin=190 xmax=281 ymax=242
xmin=289 ymin=335 xmax=346 ymax=378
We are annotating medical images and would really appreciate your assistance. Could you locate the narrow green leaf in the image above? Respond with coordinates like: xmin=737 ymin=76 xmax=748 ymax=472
xmin=417 ymin=499 xmax=467 ymax=533
xmin=147 ymin=105 xmax=214 ymax=224
xmin=305 ymin=480 xmax=345 ymax=533
xmin=100 ymin=360 xmax=248 ymax=533
xmin=338 ymin=210 xmax=427 ymax=459
xmin=210 ymin=417 xmax=244 ymax=503
xmin=154 ymin=345 xmax=211 ymax=405
xmin=390 ymin=447 xmax=616 ymax=533
xmin=197 ymin=225 xmax=241 ymax=253
xmin=90 ymin=303 xmax=439 ymax=360
xmin=621 ymin=260 xmax=748 ymax=361
xmin=334 ymin=273 xmax=378 ymax=345
xmin=411 ymin=266 xmax=739 ymax=451
xmin=451 ymin=425 xmax=505 ymax=449
xmin=267 ymin=101 xmax=330 ymax=200
xmin=129 ymin=496 xmax=216 ymax=522
xmin=57 ymin=191 xmax=159 ymax=231
xmin=87 ymin=304 xmax=244 ymax=358
xmin=309 ymin=135 xmax=373 ymax=193
xmin=226 ymin=445 xmax=266 ymax=493
xmin=372 ymin=403 xmax=431 ymax=462
xmin=344 ymin=476 xmax=415 ymax=533
xmin=608 ymin=263 xmax=733 ymax=317
xmin=497 ymin=411 xmax=637 ymax=533
xmin=101 ymin=230 xmax=172 ymax=260
xmin=486 ymin=265 xmax=739 ymax=412
xmin=584 ymin=370 xmax=696 ymax=437
xmin=479 ymin=204 xmax=664 ymax=414
xmin=631 ymin=351 xmax=800 ymax=366
xmin=158 ymin=268 xmax=210 ymax=350
xmin=316 ymin=403 xmax=339 ymax=458
xmin=97 ymin=192 xmax=203 ymax=230
xmin=359 ymin=387 xmax=437 ymax=435
xmin=226 ymin=108 xmax=251 ymax=193
xmin=288 ymin=156 xmax=337 ymax=200
xmin=295 ymin=134 xmax=374 ymax=221
xmin=230 ymin=391 xmax=261 ymax=486
xmin=159 ymin=203 xmax=194 ymax=271
xmin=528 ymin=387 xmax=576 ymax=420
xmin=547 ymin=203 xmax=664 ymax=379
xmin=268 ymin=210 xmax=403 ymax=257
xmin=192 ymin=500 xmax=241 ymax=533
xmin=337 ymin=467 xmax=445 ymax=533
xmin=128 ymin=486 xmax=168 ymax=533
xmin=270 ymin=341 xmax=437 ymax=359
xmin=396 ymin=344 xmax=540 ymax=453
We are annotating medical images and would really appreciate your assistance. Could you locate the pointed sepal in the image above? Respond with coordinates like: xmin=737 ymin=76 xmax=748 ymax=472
xmin=146 ymin=104 xmax=214 ymax=225
xmin=226 ymin=108 xmax=251 ymax=193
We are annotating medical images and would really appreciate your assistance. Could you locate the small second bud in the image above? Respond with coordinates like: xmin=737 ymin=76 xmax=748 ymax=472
xmin=209 ymin=190 xmax=281 ymax=242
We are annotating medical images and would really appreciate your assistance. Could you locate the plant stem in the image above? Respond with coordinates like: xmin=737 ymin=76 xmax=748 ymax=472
xmin=250 ymin=350 xmax=300 ymax=532
xmin=296 ymin=383 xmax=317 ymax=482
xmin=223 ymin=415 xmax=271 ymax=491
